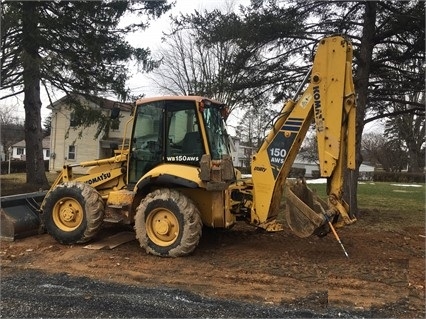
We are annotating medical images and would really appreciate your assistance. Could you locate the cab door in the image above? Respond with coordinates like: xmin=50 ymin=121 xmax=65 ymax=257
xmin=165 ymin=103 xmax=204 ymax=166
xmin=128 ymin=101 xmax=164 ymax=184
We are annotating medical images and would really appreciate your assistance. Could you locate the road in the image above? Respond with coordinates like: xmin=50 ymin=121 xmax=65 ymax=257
xmin=1 ymin=269 xmax=367 ymax=318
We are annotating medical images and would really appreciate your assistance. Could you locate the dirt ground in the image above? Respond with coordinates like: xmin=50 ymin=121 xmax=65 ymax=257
xmin=1 ymin=205 xmax=425 ymax=318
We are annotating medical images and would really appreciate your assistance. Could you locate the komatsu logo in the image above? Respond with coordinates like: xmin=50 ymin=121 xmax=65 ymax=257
xmin=86 ymin=172 xmax=111 ymax=185
xmin=254 ymin=166 xmax=266 ymax=172
xmin=313 ymin=85 xmax=324 ymax=131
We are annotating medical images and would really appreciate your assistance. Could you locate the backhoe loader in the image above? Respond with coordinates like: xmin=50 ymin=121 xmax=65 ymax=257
xmin=1 ymin=35 xmax=357 ymax=257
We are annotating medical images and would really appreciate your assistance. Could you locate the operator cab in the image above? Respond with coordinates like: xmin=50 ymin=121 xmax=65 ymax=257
xmin=128 ymin=96 xmax=232 ymax=184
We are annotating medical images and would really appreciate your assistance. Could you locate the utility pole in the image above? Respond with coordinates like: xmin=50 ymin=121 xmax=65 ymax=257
xmin=8 ymin=146 xmax=11 ymax=174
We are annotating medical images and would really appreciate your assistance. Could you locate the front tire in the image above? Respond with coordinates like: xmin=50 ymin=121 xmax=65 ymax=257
xmin=41 ymin=182 xmax=104 ymax=244
xmin=134 ymin=188 xmax=202 ymax=257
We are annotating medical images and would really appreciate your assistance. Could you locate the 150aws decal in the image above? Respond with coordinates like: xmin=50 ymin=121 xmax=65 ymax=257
xmin=266 ymin=131 xmax=297 ymax=179
xmin=269 ymin=147 xmax=287 ymax=164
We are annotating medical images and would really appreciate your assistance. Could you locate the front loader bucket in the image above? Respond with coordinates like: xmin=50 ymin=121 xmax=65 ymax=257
xmin=1 ymin=191 xmax=47 ymax=241
xmin=285 ymin=179 xmax=330 ymax=238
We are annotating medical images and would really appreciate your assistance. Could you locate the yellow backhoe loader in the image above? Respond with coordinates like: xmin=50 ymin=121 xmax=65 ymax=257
xmin=1 ymin=35 xmax=357 ymax=257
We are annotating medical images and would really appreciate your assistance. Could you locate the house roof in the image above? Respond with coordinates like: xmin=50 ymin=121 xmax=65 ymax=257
xmin=47 ymin=93 xmax=133 ymax=113
xmin=13 ymin=136 xmax=50 ymax=149
xmin=135 ymin=95 xmax=225 ymax=106
xmin=294 ymin=154 xmax=376 ymax=171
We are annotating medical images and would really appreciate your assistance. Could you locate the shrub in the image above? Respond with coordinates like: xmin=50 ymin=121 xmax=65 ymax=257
xmin=1 ymin=160 xmax=49 ymax=174
xmin=289 ymin=167 xmax=306 ymax=178
xmin=373 ymin=171 xmax=425 ymax=183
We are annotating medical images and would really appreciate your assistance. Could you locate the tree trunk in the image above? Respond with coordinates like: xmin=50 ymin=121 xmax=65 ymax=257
xmin=22 ymin=2 xmax=49 ymax=189
xmin=407 ymin=145 xmax=421 ymax=173
xmin=406 ymin=114 xmax=424 ymax=173
xmin=344 ymin=2 xmax=377 ymax=217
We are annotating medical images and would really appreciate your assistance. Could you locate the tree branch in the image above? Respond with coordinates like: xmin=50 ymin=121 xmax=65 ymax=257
xmin=365 ymin=107 xmax=425 ymax=124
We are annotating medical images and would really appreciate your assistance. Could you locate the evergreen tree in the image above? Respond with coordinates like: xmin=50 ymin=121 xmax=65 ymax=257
xmin=1 ymin=0 xmax=171 ymax=188
xmin=172 ymin=0 xmax=425 ymax=215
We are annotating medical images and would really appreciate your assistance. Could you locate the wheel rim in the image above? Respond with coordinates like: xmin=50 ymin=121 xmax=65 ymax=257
xmin=146 ymin=208 xmax=179 ymax=247
xmin=52 ymin=197 xmax=84 ymax=231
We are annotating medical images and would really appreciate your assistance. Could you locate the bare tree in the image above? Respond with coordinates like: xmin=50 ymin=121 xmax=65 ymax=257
xmin=362 ymin=132 xmax=407 ymax=172
xmin=0 ymin=104 xmax=25 ymax=160
xmin=151 ymin=27 xmax=248 ymax=113
xmin=384 ymin=92 xmax=425 ymax=173
xmin=236 ymin=94 xmax=276 ymax=148
xmin=150 ymin=0 xmax=255 ymax=114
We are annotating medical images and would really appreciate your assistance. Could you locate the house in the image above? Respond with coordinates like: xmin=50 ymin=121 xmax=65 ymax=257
xmin=10 ymin=136 xmax=51 ymax=161
xmin=358 ymin=163 xmax=375 ymax=180
xmin=229 ymin=137 xmax=255 ymax=170
xmin=292 ymin=155 xmax=320 ymax=178
xmin=0 ymin=144 xmax=5 ymax=161
xmin=292 ymin=155 xmax=376 ymax=180
xmin=48 ymin=94 xmax=133 ymax=174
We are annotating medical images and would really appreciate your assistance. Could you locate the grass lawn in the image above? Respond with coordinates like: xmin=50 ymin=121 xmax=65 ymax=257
xmin=308 ymin=181 xmax=425 ymax=213
xmin=0 ymin=172 xmax=59 ymax=196
xmin=1 ymin=173 xmax=425 ymax=231
xmin=307 ymin=180 xmax=425 ymax=231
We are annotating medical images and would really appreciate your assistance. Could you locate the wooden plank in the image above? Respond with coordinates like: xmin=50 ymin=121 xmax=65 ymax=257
xmin=83 ymin=231 xmax=135 ymax=250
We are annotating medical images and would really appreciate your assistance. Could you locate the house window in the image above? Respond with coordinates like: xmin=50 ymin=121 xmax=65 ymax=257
xmin=68 ymin=145 xmax=76 ymax=160
xmin=70 ymin=112 xmax=81 ymax=127
xmin=17 ymin=147 xmax=25 ymax=155
xmin=45 ymin=149 xmax=50 ymax=158
xmin=111 ymin=118 xmax=120 ymax=131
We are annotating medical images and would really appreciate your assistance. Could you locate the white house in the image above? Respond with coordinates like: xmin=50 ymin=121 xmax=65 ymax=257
xmin=292 ymin=155 xmax=375 ymax=180
xmin=0 ymin=144 xmax=5 ymax=161
xmin=292 ymin=155 xmax=320 ymax=178
xmin=229 ymin=137 xmax=255 ymax=169
xmin=48 ymin=94 xmax=133 ymax=174
xmin=358 ymin=163 xmax=375 ymax=180
xmin=10 ymin=136 xmax=51 ymax=161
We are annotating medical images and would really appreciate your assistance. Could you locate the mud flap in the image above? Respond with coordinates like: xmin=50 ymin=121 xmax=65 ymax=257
xmin=1 ymin=191 xmax=47 ymax=241
xmin=285 ymin=180 xmax=329 ymax=238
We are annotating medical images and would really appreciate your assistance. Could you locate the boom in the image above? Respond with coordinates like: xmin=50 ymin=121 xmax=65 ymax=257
xmin=249 ymin=36 xmax=357 ymax=234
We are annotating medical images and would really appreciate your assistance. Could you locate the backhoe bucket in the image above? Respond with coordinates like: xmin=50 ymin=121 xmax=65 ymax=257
xmin=1 ymin=191 xmax=47 ymax=241
xmin=285 ymin=179 xmax=330 ymax=238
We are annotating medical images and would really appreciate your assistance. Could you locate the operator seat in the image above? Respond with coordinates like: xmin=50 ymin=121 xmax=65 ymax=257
xmin=182 ymin=131 xmax=203 ymax=155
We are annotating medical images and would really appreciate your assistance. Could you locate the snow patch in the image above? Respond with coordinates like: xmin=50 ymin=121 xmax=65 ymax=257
xmin=305 ymin=178 xmax=327 ymax=184
xmin=390 ymin=184 xmax=423 ymax=188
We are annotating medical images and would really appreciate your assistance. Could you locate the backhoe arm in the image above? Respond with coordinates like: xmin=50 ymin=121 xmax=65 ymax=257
xmin=250 ymin=36 xmax=357 ymax=234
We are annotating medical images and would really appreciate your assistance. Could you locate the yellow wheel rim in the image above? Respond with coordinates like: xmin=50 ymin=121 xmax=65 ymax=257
xmin=146 ymin=208 xmax=179 ymax=247
xmin=52 ymin=197 xmax=84 ymax=231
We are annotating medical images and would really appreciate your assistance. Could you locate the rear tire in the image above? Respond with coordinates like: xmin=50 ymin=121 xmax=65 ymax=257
xmin=41 ymin=182 xmax=104 ymax=244
xmin=134 ymin=188 xmax=202 ymax=257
